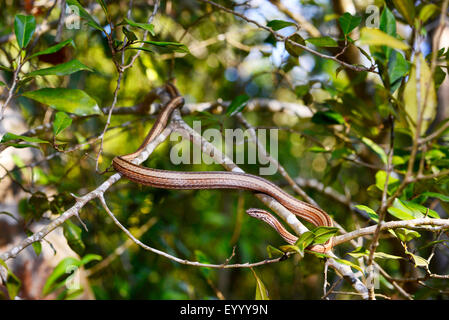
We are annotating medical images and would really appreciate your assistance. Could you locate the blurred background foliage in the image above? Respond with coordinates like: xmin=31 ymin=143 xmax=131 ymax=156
xmin=0 ymin=0 xmax=449 ymax=300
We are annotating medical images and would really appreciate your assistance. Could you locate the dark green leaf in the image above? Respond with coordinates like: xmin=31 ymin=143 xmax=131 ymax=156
xmin=5 ymin=269 xmax=21 ymax=299
xmin=1 ymin=132 xmax=49 ymax=144
xmin=25 ymin=230 xmax=42 ymax=256
xmin=122 ymin=27 xmax=137 ymax=42
xmin=388 ymin=50 xmax=410 ymax=92
xmin=421 ymin=192 xmax=449 ymax=202
xmin=28 ymin=191 xmax=50 ymax=221
xmin=226 ymin=94 xmax=250 ymax=116
xmin=53 ymin=112 xmax=73 ymax=136
xmin=28 ymin=39 xmax=75 ymax=59
xmin=434 ymin=66 xmax=446 ymax=90
xmin=285 ymin=34 xmax=305 ymax=57
xmin=266 ymin=19 xmax=296 ymax=31
xmin=311 ymin=110 xmax=345 ymax=125
xmin=123 ymin=18 xmax=155 ymax=36
xmin=305 ymin=36 xmax=339 ymax=47
xmin=14 ymin=14 xmax=36 ymax=48
xmin=27 ymin=59 xmax=93 ymax=77
xmin=338 ymin=12 xmax=362 ymax=35
xmin=22 ymin=88 xmax=101 ymax=116
xmin=63 ymin=220 xmax=85 ymax=256
xmin=138 ymin=40 xmax=189 ymax=53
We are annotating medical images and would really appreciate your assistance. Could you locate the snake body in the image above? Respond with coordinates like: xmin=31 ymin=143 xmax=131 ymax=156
xmin=112 ymin=84 xmax=334 ymax=253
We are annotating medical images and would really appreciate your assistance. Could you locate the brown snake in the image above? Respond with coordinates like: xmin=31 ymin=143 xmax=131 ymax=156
xmin=112 ymin=83 xmax=334 ymax=253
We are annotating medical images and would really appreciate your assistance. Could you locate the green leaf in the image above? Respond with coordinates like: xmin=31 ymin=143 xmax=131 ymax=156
xmin=42 ymin=257 xmax=80 ymax=296
xmin=347 ymin=247 xmax=403 ymax=260
xmin=388 ymin=198 xmax=421 ymax=220
xmin=28 ymin=39 xmax=75 ymax=59
xmin=391 ymin=228 xmax=421 ymax=242
xmin=338 ymin=12 xmax=362 ymax=35
xmin=28 ymin=191 xmax=50 ymax=221
xmin=375 ymin=170 xmax=399 ymax=193
xmin=380 ymin=7 xmax=397 ymax=37
xmin=359 ymin=28 xmax=410 ymax=51
xmin=266 ymin=19 xmax=295 ymax=31
xmin=373 ymin=252 xmax=403 ymax=260
xmin=295 ymin=231 xmax=315 ymax=253
xmin=312 ymin=226 xmax=339 ymax=245
xmin=388 ymin=51 xmax=410 ymax=92
xmin=421 ymin=192 xmax=449 ymax=202
xmin=419 ymin=4 xmax=439 ymax=23
xmin=66 ymin=0 xmax=103 ymax=31
xmin=122 ymin=27 xmax=137 ymax=42
xmin=434 ymin=66 xmax=446 ymax=90
xmin=0 ymin=81 xmax=5 ymax=86
xmin=361 ymin=137 xmax=387 ymax=164
xmin=402 ymin=200 xmax=439 ymax=218
xmin=333 ymin=257 xmax=363 ymax=273
xmin=22 ymin=88 xmax=101 ymax=116
xmin=354 ymin=205 xmax=379 ymax=222
xmin=79 ymin=254 xmax=102 ymax=266
xmin=308 ymin=146 xmax=329 ymax=153
xmin=311 ymin=110 xmax=345 ymax=125
xmin=266 ymin=245 xmax=284 ymax=258
xmin=285 ymin=34 xmax=305 ymax=57
xmin=123 ymin=18 xmax=155 ymax=36
xmin=53 ymin=112 xmax=73 ymax=136
xmin=305 ymin=36 xmax=339 ymax=47
xmin=392 ymin=0 xmax=415 ymax=25
xmin=251 ymin=268 xmax=269 ymax=300
xmin=63 ymin=220 xmax=85 ymax=256
xmin=226 ymin=94 xmax=250 ymax=116
xmin=279 ymin=244 xmax=302 ymax=254
xmin=408 ymin=253 xmax=428 ymax=268
xmin=403 ymin=53 xmax=437 ymax=135
xmin=25 ymin=230 xmax=42 ymax=256
xmin=0 ymin=65 xmax=13 ymax=72
xmin=126 ymin=46 xmax=153 ymax=54
xmin=194 ymin=250 xmax=212 ymax=279
xmin=27 ymin=59 xmax=93 ymax=77
xmin=14 ymin=14 xmax=36 ymax=48
xmin=5 ymin=269 xmax=21 ymax=299
xmin=138 ymin=40 xmax=189 ymax=53
xmin=1 ymin=132 xmax=49 ymax=144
